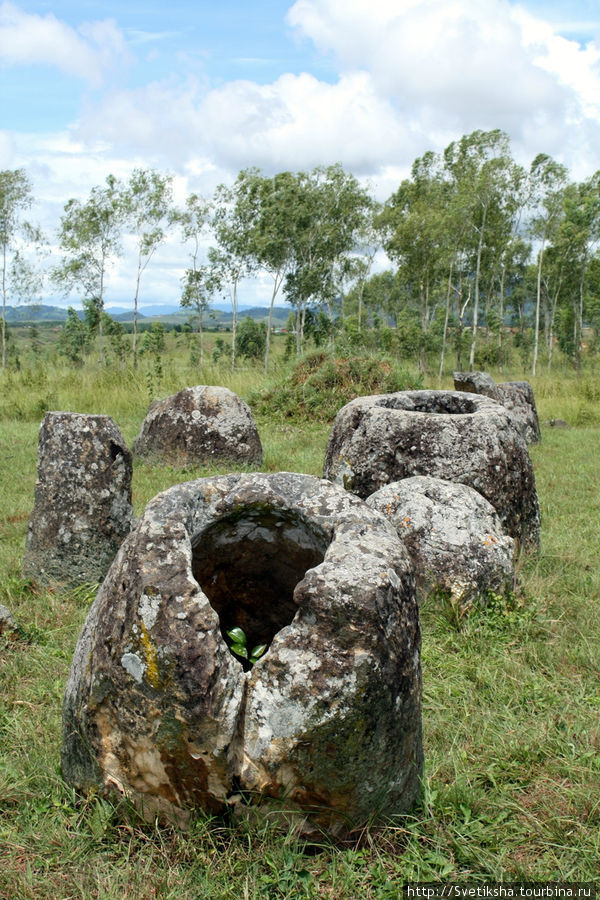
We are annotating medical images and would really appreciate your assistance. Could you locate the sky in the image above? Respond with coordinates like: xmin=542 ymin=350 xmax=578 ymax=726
xmin=2 ymin=0 xmax=600 ymax=309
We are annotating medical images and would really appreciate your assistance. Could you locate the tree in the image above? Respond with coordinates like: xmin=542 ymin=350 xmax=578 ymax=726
xmin=123 ymin=169 xmax=174 ymax=368
xmin=0 ymin=169 xmax=40 ymax=372
xmin=236 ymin=316 xmax=266 ymax=360
xmin=247 ymin=170 xmax=299 ymax=372
xmin=175 ymin=192 xmax=214 ymax=365
xmin=283 ymin=164 xmax=373 ymax=355
xmin=443 ymin=130 xmax=518 ymax=371
xmin=211 ymin=171 xmax=262 ymax=369
xmin=555 ymin=174 xmax=600 ymax=371
xmin=57 ymin=307 xmax=91 ymax=365
xmin=349 ymin=203 xmax=382 ymax=335
xmin=53 ymin=175 xmax=124 ymax=365
xmin=379 ymin=151 xmax=453 ymax=371
xmin=528 ymin=154 xmax=568 ymax=375
xmin=140 ymin=320 xmax=166 ymax=357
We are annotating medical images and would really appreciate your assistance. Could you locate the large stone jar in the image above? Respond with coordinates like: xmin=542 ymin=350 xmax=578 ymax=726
xmin=62 ymin=472 xmax=422 ymax=836
xmin=323 ymin=390 xmax=540 ymax=552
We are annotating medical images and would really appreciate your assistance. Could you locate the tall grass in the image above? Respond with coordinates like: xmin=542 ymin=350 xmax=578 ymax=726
xmin=1 ymin=347 xmax=600 ymax=896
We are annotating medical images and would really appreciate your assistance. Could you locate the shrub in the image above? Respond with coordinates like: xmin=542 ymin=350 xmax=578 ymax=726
xmin=251 ymin=350 xmax=423 ymax=421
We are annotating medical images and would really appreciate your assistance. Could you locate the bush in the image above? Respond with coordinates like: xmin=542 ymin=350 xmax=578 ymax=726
xmin=236 ymin=316 xmax=266 ymax=360
xmin=251 ymin=350 xmax=423 ymax=421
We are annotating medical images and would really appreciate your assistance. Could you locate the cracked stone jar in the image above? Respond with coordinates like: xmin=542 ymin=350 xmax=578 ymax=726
xmin=62 ymin=472 xmax=422 ymax=837
xmin=23 ymin=412 xmax=133 ymax=586
xmin=323 ymin=390 xmax=540 ymax=553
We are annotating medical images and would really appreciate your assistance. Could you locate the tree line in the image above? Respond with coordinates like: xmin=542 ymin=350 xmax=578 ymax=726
xmin=2 ymin=128 xmax=600 ymax=374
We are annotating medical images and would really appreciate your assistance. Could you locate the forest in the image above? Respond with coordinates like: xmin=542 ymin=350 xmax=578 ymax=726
xmin=2 ymin=127 xmax=600 ymax=379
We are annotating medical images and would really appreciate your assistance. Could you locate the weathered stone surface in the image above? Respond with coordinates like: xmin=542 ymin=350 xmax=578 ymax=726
xmin=133 ymin=385 xmax=263 ymax=467
xmin=453 ymin=371 xmax=541 ymax=444
xmin=367 ymin=477 xmax=515 ymax=614
xmin=323 ymin=390 xmax=540 ymax=552
xmin=453 ymin=370 xmax=503 ymax=402
xmin=62 ymin=472 xmax=422 ymax=836
xmin=0 ymin=603 xmax=19 ymax=640
xmin=23 ymin=413 xmax=133 ymax=586
xmin=496 ymin=381 xmax=541 ymax=444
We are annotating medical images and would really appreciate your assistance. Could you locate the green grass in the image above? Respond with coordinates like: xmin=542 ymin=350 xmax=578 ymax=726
xmin=1 ymin=349 xmax=600 ymax=897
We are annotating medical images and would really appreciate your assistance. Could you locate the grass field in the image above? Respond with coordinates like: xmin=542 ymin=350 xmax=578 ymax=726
xmin=1 ymin=344 xmax=599 ymax=898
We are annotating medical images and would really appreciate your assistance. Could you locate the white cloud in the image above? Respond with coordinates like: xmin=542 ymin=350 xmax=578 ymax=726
xmin=289 ymin=0 xmax=570 ymax=124
xmin=6 ymin=0 xmax=600 ymax=308
xmin=73 ymin=69 xmax=412 ymax=178
xmin=68 ymin=0 xmax=600 ymax=193
xmin=290 ymin=1 xmax=600 ymax=154
xmin=0 ymin=2 xmax=128 ymax=86
xmin=0 ymin=129 xmax=15 ymax=167
xmin=197 ymin=71 xmax=410 ymax=173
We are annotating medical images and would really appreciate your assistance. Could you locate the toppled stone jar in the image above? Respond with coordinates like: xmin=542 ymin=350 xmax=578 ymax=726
xmin=323 ymin=390 xmax=540 ymax=553
xmin=62 ymin=472 xmax=422 ymax=836
xmin=23 ymin=412 xmax=133 ymax=586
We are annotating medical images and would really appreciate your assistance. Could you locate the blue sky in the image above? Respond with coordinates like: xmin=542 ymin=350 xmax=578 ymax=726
xmin=1 ymin=0 xmax=600 ymax=307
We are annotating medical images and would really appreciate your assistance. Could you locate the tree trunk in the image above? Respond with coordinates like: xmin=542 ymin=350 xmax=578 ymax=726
xmin=575 ymin=277 xmax=584 ymax=374
xmin=469 ymin=212 xmax=486 ymax=372
xmin=264 ymin=273 xmax=282 ymax=375
xmin=532 ymin=241 xmax=545 ymax=377
xmin=457 ymin=282 xmax=471 ymax=371
xmin=231 ymin=277 xmax=238 ymax=370
xmin=197 ymin=304 xmax=204 ymax=365
xmin=132 ymin=259 xmax=142 ymax=370
xmin=497 ymin=263 xmax=506 ymax=372
xmin=546 ymin=280 xmax=562 ymax=372
xmin=300 ymin=302 xmax=307 ymax=353
xmin=438 ymin=264 xmax=455 ymax=380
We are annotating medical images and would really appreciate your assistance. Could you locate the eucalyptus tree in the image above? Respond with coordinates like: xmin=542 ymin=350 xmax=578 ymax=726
xmin=379 ymin=150 xmax=454 ymax=370
xmin=490 ymin=160 xmax=531 ymax=372
xmin=443 ymin=129 xmax=517 ymax=371
xmin=248 ymin=170 xmax=299 ymax=372
xmin=314 ymin=164 xmax=373 ymax=324
xmin=57 ymin=306 xmax=91 ymax=365
xmin=174 ymin=192 xmax=213 ymax=362
xmin=122 ymin=168 xmax=174 ymax=368
xmin=283 ymin=164 xmax=373 ymax=354
xmin=555 ymin=173 xmax=600 ymax=371
xmin=341 ymin=200 xmax=382 ymax=335
xmin=349 ymin=269 xmax=402 ymax=326
xmin=539 ymin=243 xmax=568 ymax=369
xmin=211 ymin=170 xmax=262 ymax=368
xmin=528 ymin=154 xmax=568 ymax=375
xmin=0 ymin=169 xmax=41 ymax=372
xmin=53 ymin=174 xmax=124 ymax=366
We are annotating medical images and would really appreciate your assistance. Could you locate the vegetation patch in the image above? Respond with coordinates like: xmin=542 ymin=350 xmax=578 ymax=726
xmin=252 ymin=350 xmax=423 ymax=421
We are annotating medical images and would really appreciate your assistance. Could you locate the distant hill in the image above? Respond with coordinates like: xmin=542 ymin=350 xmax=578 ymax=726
xmin=4 ymin=303 xmax=291 ymax=327
xmin=143 ymin=306 xmax=291 ymax=328
xmin=5 ymin=304 xmax=69 ymax=323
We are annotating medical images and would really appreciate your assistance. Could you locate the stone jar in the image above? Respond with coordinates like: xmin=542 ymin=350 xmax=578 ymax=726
xmin=453 ymin=371 xmax=541 ymax=444
xmin=367 ymin=477 xmax=516 ymax=615
xmin=133 ymin=385 xmax=263 ymax=467
xmin=23 ymin=412 xmax=133 ymax=586
xmin=323 ymin=390 xmax=540 ymax=552
xmin=62 ymin=472 xmax=422 ymax=837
